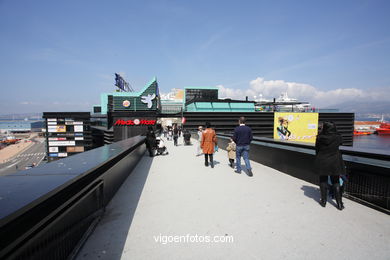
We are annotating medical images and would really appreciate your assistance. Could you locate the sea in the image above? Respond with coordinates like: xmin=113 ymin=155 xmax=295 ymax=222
xmin=0 ymin=120 xmax=36 ymax=129
xmin=352 ymin=134 xmax=390 ymax=154
xmin=0 ymin=120 xmax=44 ymax=133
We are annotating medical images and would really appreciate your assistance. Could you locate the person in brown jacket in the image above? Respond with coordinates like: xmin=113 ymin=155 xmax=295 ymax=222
xmin=226 ymin=137 xmax=236 ymax=168
xmin=201 ymin=122 xmax=217 ymax=168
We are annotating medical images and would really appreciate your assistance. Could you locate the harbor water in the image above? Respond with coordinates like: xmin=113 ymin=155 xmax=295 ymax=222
xmin=353 ymin=134 xmax=390 ymax=154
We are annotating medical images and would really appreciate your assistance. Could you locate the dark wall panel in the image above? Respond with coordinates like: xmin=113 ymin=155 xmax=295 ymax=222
xmin=319 ymin=113 xmax=354 ymax=145
xmin=184 ymin=112 xmax=354 ymax=146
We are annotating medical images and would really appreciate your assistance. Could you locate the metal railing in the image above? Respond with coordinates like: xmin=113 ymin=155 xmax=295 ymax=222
xmin=0 ymin=136 xmax=146 ymax=260
xmin=217 ymin=134 xmax=390 ymax=214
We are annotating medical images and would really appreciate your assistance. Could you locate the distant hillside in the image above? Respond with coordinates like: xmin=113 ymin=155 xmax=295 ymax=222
xmin=325 ymin=101 xmax=390 ymax=121
xmin=331 ymin=101 xmax=388 ymax=113
xmin=0 ymin=113 xmax=43 ymax=120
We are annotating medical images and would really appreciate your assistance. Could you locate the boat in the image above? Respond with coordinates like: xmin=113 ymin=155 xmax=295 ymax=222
xmin=376 ymin=122 xmax=390 ymax=135
xmin=276 ymin=92 xmax=312 ymax=111
xmin=354 ymin=121 xmax=380 ymax=135
xmin=255 ymin=92 xmax=312 ymax=112
xmin=375 ymin=115 xmax=390 ymax=135
xmin=353 ymin=130 xmax=371 ymax=136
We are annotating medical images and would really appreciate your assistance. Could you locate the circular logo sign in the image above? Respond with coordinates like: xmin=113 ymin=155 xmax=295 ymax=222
xmin=123 ymin=100 xmax=130 ymax=107
xmin=133 ymin=119 xmax=140 ymax=125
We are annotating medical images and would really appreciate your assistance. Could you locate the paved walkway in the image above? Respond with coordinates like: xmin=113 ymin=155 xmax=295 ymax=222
xmin=77 ymin=137 xmax=390 ymax=260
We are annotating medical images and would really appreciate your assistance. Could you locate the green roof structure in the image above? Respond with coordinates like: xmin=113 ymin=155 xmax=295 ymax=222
xmin=100 ymin=77 xmax=160 ymax=114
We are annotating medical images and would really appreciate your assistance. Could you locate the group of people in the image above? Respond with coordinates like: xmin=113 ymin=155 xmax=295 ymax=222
xmin=147 ymin=117 xmax=347 ymax=210
xmin=161 ymin=124 xmax=192 ymax=146
xmin=195 ymin=117 xmax=253 ymax=176
xmin=145 ymin=124 xmax=193 ymax=157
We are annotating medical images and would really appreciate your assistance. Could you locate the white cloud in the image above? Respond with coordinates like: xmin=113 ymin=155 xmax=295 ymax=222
xmin=218 ymin=77 xmax=390 ymax=107
xmin=217 ymin=84 xmax=255 ymax=100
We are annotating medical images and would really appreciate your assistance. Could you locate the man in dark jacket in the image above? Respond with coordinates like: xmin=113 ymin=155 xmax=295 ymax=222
xmin=233 ymin=117 xmax=253 ymax=176
xmin=315 ymin=121 xmax=346 ymax=210
xmin=145 ymin=126 xmax=156 ymax=157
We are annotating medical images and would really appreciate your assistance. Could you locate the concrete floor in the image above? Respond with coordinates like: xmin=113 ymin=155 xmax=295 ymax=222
xmin=77 ymin=137 xmax=390 ymax=260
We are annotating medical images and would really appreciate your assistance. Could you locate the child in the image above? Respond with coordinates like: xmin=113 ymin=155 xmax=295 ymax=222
xmin=226 ymin=138 xmax=236 ymax=168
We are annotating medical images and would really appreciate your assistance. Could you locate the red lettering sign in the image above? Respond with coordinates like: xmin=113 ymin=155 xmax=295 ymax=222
xmin=114 ymin=119 xmax=156 ymax=126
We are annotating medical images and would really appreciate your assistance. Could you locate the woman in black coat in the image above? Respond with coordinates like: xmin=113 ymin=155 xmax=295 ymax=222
xmin=315 ymin=121 xmax=346 ymax=210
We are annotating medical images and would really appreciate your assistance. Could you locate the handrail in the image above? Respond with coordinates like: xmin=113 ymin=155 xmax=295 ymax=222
xmin=217 ymin=133 xmax=390 ymax=162
xmin=217 ymin=134 xmax=390 ymax=214
xmin=0 ymin=135 xmax=146 ymax=259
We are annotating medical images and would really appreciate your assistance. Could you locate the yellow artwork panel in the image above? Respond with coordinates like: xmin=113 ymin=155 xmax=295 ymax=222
xmin=274 ymin=113 xmax=319 ymax=143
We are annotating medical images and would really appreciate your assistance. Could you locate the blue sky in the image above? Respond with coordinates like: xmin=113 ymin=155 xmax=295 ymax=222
xmin=0 ymin=0 xmax=389 ymax=113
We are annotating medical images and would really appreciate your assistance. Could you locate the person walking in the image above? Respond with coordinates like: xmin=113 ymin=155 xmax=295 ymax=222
xmin=201 ymin=122 xmax=217 ymax=168
xmin=315 ymin=121 xmax=346 ymax=210
xmin=173 ymin=124 xmax=179 ymax=146
xmin=183 ymin=129 xmax=191 ymax=145
xmin=196 ymin=126 xmax=203 ymax=156
xmin=163 ymin=126 xmax=167 ymax=138
xmin=226 ymin=137 xmax=236 ymax=168
xmin=233 ymin=117 xmax=253 ymax=176
xmin=145 ymin=125 xmax=156 ymax=157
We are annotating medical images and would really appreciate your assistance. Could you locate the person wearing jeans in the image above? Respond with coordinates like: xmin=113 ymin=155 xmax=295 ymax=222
xmin=233 ymin=117 xmax=253 ymax=176
xmin=235 ymin=145 xmax=251 ymax=173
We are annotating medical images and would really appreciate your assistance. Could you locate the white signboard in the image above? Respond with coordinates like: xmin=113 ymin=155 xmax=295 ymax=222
xmin=48 ymin=126 xmax=57 ymax=132
xmin=58 ymin=153 xmax=68 ymax=157
xmin=73 ymin=121 xmax=83 ymax=125
xmin=74 ymin=125 xmax=83 ymax=132
xmin=49 ymin=147 xmax=59 ymax=152
xmin=48 ymin=137 xmax=66 ymax=141
xmin=75 ymin=137 xmax=84 ymax=140
xmin=47 ymin=118 xmax=57 ymax=122
xmin=48 ymin=141 xmax=76 ymax=146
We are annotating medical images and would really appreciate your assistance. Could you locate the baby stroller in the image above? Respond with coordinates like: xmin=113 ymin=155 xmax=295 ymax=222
xmin=156 ymin=137 xmax=169 ymax=155
xmin=183 ymin=130 xmax=191 ymax=145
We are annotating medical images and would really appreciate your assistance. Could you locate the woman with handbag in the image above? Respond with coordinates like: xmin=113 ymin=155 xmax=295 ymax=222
xmin=201 ymin=122 xmax=217 ymax=168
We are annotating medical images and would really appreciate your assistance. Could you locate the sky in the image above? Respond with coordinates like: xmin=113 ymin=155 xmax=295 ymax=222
xmin=0 ymin=0 xmax=389 ymax=114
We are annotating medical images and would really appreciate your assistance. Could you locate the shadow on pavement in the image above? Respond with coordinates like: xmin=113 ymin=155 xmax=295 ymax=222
xmin=301 ymin=185 xmax=339 ymax=208
xmin=77 ymin=154 xmax=153 ymax=260
xmin=301 ymin=185 xmax=320 ymax=203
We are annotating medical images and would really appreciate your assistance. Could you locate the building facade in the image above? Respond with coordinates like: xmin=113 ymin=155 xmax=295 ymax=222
xmin=43 ymin=112 xmax=92 ymax=162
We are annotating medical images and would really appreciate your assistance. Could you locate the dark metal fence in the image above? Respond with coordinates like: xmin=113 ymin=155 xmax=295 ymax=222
xmin=0 ymin=136 xmax=146 ymax=260
xmin=217 ymin=134 xmax=390 ymax=214
xmin=184 ymin=112 xmax=354 ymax=145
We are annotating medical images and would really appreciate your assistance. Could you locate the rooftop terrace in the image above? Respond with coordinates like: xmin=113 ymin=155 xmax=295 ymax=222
xmin=76 ymin=138 xmax=390 ymax=260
